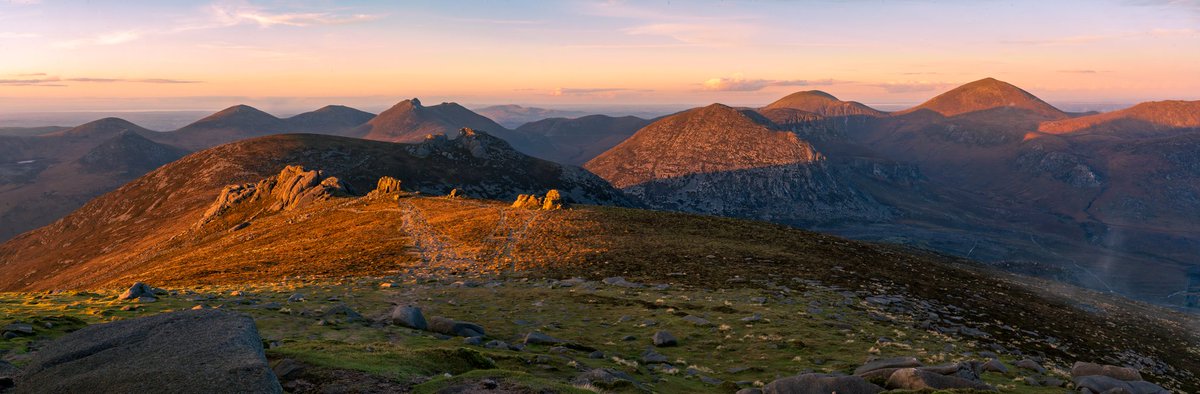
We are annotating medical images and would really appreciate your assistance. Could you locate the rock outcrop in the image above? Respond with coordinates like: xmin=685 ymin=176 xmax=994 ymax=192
xmin=542 ymin=189 xmax=563 ymax=210
xmin=14 ymin=309 xmax=280 ymax=393
xmin=512 ymin=189 xmax=565 ymax=210
xmin=367 ymin=176 xmax=403 ymax=197
xmin=200 ymin=165 xmax=351 ymax=224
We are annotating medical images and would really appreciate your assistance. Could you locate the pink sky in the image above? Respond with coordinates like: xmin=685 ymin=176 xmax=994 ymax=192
xmin=0 ymin=0 xmax=1197 ymax=113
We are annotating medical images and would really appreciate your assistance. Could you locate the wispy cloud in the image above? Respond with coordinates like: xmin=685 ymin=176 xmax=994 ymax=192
xmin=51 ymin=2 xmax=382 ymax=49
xmin=1003 ymin=28 xmax=1199 ymax=45
xmin=870 ymin=81 xmax=953 ymax=94
xmin=54 ymin=30 xmax=143 ymax=48
xmin=0 ymin=32 xmax=38 ymax=38
xmin=0 ymin=77 xmax=59 ymax=85
xmin=701 ymin=73 xmax=839 ymax=92
xmin=208 ymin=3 xmax=383 ymax=28
xmin=0 ymin=75 xmax=202 ymax=87
xmin=4 ymin=0 xmax=41 ymax=5
xmin=1058 ymin=69 xmax=1101 ymax=74
xmin=623 ymin=22 xmax=756 ymax=47
xmin=65 ymin=77 xmax=201 ymax=84
xmin=551 ymin=87 xmax=650 ymax=96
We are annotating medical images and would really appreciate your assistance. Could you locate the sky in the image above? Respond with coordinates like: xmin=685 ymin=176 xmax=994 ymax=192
xmin=0 ymin=0 xmax=1198 ymax=114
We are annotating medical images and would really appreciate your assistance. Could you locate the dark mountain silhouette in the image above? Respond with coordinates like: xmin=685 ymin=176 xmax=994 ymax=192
xmin=285 ymin=105 xmax=376 ymax=134
xmin=77 ymin=131 xmax=189 ymax=174
xmin=474 ymin=104 xmax=588 ymax=129
xmin=512 ymin=114 xmax=650 ymax=165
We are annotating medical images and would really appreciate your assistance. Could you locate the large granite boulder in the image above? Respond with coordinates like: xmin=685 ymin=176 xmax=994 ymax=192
xmin=14 ymin=309 xmax=280 ymax=394
xmin=885 ymin=368 xmax=994 ymax=391
xmin=1075 ymin=375 xmax=1169 ymax=394
xmin=1071 ymin=362 xmax=1143 ymax=381
xmin=428 ymin=316 xmax=485 ymax=337
xmin=763 ymin=373 xmax=883 ymax=394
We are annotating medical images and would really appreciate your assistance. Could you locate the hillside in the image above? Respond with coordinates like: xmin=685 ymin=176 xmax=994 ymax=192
xmin=1 ymin=186 xmax=1196 ymax=391
xmin=0 ymin=119 xmax=181 ymax=241
xmin=0 ymin=131 xmax=628 ymax=291
xmin=512 ymin=115 xmax=650 ymax=165
xmin=1038 ymin=100 xmax=1200 ymax=136
xmin=585 ymin=104 xmax=890 ymax=225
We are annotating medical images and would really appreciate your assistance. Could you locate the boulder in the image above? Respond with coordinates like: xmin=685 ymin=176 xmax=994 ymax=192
xmin=763 ymin=373 xmax=883 ymax=394
xmin=1075 ymin=375 xmax=1168 ymax=394
xmin=641 ymin=349 xmax=670 ymax=364
xmin=1071 ymin=362 xmax=1143 ymax=381
xmin=118 ymin=282 xmax=154 ymax=300
xmin=981 ymin=359 xmax=1009 ymax=374
xmin=373 ymin=176 xmax=403 ymax=195
xmin=15 ymin=309 xmax=280 ymax=393
xmin=856 ymin=367 xmax=900 ymax=384
xmin=320 ymin=304 xmax=363 ymax=323
xmin=1 ymin=323 xmax=34 ymax=336
xmin=885 ymin=368 xmax=994 ymax=391
xmin=1015 ymin=359 xmax=1046 ymax=374
xmin=512 ymin=194 xmax=542 ymax=209
xmin=0 ymin=360 xmax=15 ymax=390
xmin=572 ymin=368 xmax=639 ymax=390
xmin=602 ymin=276 xmax=644 ymax=288
xmin=542 ymin=189 xmax=563 ymax=210
xmin=428 ymin=316 xmax=485 ymax=337
xmin=270 ymin=359 xmax=305 ymax=382
xmin=652 ymin=330 xmax=678 ymax=347
xmin=523 ymin=331 xmax=564 ymax=345
xmin=854 ymin=356 xmax=921 ymax=375
xmin=682 ymin=315 xmax=712 ymax=326
xmin=389 ymin=305 xmax=427 ymax=330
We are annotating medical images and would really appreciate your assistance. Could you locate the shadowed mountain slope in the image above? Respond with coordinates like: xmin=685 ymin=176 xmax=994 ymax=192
xmin=586 ymin=103 xmax=891 ymax=225
xmin=1038 ymin=100 xmax=1200 ymax=137
xmin=512 ymin=114 xmax=650 ymax=165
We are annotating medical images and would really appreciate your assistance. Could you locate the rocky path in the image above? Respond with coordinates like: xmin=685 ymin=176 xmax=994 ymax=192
xmin=395 ymin=199 xmax=475 ymax=267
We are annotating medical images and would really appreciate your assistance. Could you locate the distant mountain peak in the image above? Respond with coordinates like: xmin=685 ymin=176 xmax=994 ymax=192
xmin=353 ymin=98 xmax=509 ymax=143
xmin=188 ymin=104 xmax=280 ymax=127
xmin=585 ymin=102 xmax=821 ymax=189
xmin=763 ymin=90 xmax=886 ymax=117
xmin=904 ymin=77 xmax=1067 ymax=119
xmin=53 ymin=117 xmax=150 ymax=137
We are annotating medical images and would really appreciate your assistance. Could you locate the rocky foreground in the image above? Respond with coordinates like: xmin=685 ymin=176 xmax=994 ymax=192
xmin=0 ymin=275 xmax=1186 ymax=393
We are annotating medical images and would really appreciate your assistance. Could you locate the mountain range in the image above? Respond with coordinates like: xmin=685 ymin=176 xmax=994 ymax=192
xmin=0 ymin=99 xmax=641 ymax=241
xmin=1 ymin=77 xmax=1198 ymax=308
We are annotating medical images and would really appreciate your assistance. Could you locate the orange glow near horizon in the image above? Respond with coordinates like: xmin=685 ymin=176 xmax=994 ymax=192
xmin=0 ymin=1 xmax=1197 ymax=113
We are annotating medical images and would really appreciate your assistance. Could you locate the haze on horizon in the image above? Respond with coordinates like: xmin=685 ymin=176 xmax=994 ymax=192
xmin=1 ymin=0 xmax=1198 ymax=114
